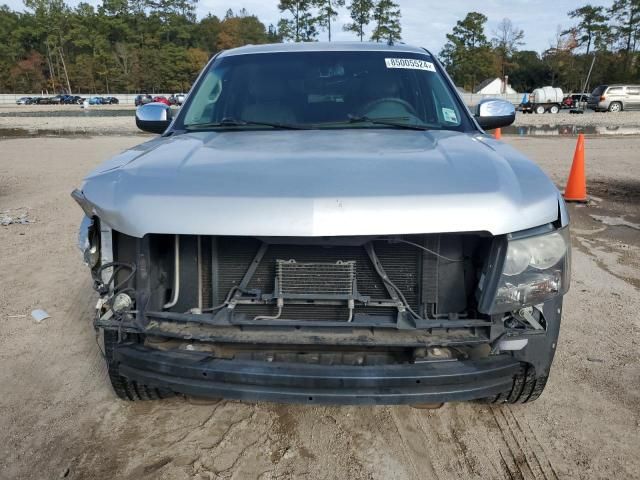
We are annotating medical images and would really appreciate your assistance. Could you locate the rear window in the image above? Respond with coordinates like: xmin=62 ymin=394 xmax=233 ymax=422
xmin=591 ymin=85 xmax=607 ymax=96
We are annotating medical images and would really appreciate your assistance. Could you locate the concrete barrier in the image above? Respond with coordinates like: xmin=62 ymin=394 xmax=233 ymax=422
xmin=2 ymin=92 xmax=524 ymax=107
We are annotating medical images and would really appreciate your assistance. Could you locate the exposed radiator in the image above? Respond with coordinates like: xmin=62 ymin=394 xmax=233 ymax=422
xmin=213 ymin=237 xmax=422 ymax=320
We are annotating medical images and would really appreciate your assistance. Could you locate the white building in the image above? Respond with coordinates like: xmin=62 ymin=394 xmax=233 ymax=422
xmin=475 ymin=77 xmax=517 ymax=95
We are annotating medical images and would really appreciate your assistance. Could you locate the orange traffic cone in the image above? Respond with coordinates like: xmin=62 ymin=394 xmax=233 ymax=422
xmin=564 ymin=134 xmax=587 ymax=202
xmin=494 ymin=128 xmax=502 ymax=140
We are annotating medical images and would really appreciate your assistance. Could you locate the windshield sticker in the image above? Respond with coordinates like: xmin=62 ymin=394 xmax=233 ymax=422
xmin=385 ymin=58 xmax=436 ymax=72
xmin=442 ymin=107 xmax=458 ymax=123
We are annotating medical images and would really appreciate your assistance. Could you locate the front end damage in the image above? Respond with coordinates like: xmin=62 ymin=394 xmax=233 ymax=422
xmin=75 ymin=191 xmax=569 ymax=404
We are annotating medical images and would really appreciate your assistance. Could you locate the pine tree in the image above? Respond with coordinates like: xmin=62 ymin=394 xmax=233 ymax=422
xmin=609 ymin=0 xmax=640 ymax=71
xmin=370 ymin=0 xmax=401 ymax=43
xmin=439 ymin=12 xmax=496 ymax=91
xmin=315 ymin=0 xmax=345 ymax=41
xmin=609 ymin=0 xmax=640 ymax=53
xmin=565 ymin=5 xmax=608 ymax=54
xmin=278 ymin=0 xmax=319 ymax=42
xmin=343 ymin=0 xmax=373 ymax=41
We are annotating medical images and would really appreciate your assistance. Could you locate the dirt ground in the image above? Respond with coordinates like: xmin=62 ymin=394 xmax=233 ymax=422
xmin=0 ymin=134 xmax=638 ymax=480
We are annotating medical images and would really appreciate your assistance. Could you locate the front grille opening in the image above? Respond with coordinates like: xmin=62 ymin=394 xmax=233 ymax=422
xmin=138 ymin=233 xmax=491 ymax=322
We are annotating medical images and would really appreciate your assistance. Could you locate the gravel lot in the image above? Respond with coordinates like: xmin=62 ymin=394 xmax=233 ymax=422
xmin=0 ymin=134 xmax=639 ymax=480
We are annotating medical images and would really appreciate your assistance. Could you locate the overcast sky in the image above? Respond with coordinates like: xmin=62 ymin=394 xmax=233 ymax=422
xmin=3 ymin=0 xmax=613 ymax=54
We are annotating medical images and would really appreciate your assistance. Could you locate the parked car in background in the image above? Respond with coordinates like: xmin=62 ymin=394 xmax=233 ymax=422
xmin=33 ymin=97 xmax=53 ymax=104
xmin=587 ymin=84 xmax=640 ymax=112
xmin=50 ymin=95 xmax=65 ymax=104
xmin=169 ymin=93 xmax=186 ymax=105
xmin=88 ymin=96 xmax=104 ymax=105
xmin=75 ymin=42 xmax=570 ymax=406
xmin=135 ymin=94 xmax=153 ymax=106
xmin=16 ymin=97 xmax=32 ymax=105
xmin=102 ymin=96 xmax=119 ymax=105
xmin=63 ymin=95 xmax=84 ymax=104
xmin=152 ymin=95 xmax=171 ymax=106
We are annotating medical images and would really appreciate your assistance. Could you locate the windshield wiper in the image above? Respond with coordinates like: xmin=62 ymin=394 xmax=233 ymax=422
xmin=346 ymin=114 xmax=433 ymax=131
xmin=186 ymin=117 xmax=308 ymax=130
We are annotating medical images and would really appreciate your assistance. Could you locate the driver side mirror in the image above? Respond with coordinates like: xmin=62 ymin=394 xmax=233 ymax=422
xmin=135 ymin=103 xmax=172 ymax=134
xmin=474 ymin=99 xmax=515 ymax=130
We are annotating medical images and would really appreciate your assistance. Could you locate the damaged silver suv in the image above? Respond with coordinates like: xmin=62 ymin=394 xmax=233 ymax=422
xmin=73 ymin=43 xmax=570 ymax=405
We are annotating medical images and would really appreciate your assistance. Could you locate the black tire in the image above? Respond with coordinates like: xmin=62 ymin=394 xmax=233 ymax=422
xmin=103 ymin=330 xmax=174 ymax=401
xmin=480 ymin=365 xmax=548 ymax=404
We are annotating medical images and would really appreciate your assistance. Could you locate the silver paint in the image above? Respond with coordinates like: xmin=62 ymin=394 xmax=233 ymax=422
xmin=80 ymin=128 xmax=562 ymax=238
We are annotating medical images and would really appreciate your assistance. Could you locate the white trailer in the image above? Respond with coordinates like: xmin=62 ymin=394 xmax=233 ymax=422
xmin=523 ymin=87 xmax=564 ymax=114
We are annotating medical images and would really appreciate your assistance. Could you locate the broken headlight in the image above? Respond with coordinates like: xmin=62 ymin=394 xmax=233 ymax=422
xmin=482 ymin=226 xmax=571 ymax=314
xmin=77 ymin=215 xmax=100 ymax=267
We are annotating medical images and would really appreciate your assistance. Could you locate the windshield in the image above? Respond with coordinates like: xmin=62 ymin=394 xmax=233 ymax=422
xmin=178 ymin=51 xmax=471 ymax=132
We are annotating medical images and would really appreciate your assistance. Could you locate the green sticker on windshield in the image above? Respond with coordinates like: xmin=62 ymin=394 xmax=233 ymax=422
xmin=442 ymin=107 xmax=457 ymax=123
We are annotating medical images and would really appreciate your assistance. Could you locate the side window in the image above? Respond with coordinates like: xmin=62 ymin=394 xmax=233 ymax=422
xmin=607 ymin=87 xmax=623 ymax=95
xmin=626 ymin=87 xmax=640 ymax=95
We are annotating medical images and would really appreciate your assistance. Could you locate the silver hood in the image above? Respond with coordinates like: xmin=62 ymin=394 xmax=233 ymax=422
xmin=81 ymin=129 xmax=561 ymax=238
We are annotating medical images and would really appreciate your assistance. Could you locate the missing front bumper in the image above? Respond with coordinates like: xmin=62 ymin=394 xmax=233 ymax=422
xmin=114 ymin=344 xmax=521 ymax=405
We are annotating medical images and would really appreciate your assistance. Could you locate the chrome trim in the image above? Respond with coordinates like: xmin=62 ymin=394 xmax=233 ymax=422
xmin=100 ymin=223 xmax=113 ymax=287
xmin=163 ymin=235 xmax=180 ymax=309
xmin=475 ymin=98 xmax=516 ymax=118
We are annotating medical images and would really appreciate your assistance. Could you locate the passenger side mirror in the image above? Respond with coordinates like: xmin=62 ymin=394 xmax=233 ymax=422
xmin=474 ymin=99 xmax=515 ymax=131
xmin=135 ymin=103 xmax=172 ymax=134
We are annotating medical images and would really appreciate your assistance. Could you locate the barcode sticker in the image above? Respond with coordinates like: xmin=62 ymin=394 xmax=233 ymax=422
xmin=385 ymin=58 xmax=436 ymax=72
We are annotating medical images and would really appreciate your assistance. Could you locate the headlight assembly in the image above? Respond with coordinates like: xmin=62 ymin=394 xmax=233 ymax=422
xmin=479 ymin=226 xmax=571 ymax=314
xmin=77 ymin=215 xmax=100 ymax=268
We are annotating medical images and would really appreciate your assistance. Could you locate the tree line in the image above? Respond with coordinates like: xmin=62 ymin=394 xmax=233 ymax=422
xmin=0 ymin=0 xmax=402 ymax=94
xmin=0 ymin=0 xmax=282 ymax=94
xmin=0 ymin=0 xmax=638 ymax=95
xmin=441 ymin=1 xmax=640 ymax=93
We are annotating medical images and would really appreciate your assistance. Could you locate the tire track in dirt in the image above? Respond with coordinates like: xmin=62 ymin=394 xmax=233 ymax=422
xmin=488 ymin=407 xmax=560 ymax=480
xmin=387 ymin=403 xmax=562 ymax=480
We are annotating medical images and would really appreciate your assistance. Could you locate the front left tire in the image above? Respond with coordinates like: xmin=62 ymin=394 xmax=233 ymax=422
xmin=480 ymin=365 xmax=548 ymax=404
xmin=103 ymin=330 xmax=174 ymax=401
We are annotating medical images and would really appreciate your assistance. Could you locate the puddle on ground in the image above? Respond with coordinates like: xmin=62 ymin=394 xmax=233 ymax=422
xmin=0 ymin=109 xmax=134 ymax=118
xmin=503 ymin=124 xmax=640 ymax=136
xmin=3 ymin=124 xmax=640 ymax=138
